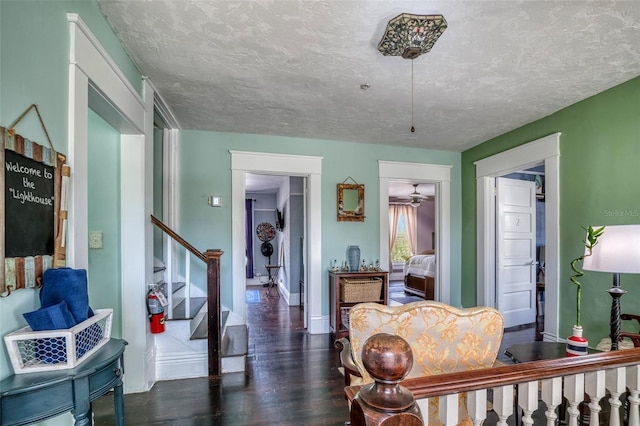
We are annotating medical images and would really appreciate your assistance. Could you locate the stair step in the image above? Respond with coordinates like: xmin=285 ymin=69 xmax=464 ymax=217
xmin=172 ymin=282 xmax=186 ymax=294
xmin=221 ymin=325 xmax=248 ymax=357
xmin=172 ymin=297 xmax=206 ymax=320
xmin=222 ymin=310 xmax=229 ymax=329
xmin=190 ymin=316 xmax=208 ymax=340
xmin=189 ymin=310 xmax=230 ymax=340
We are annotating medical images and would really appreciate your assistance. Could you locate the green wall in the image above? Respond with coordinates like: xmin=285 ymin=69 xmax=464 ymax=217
xmin=88 ymin=109 xmax=122 ymax=337
xmin=177 ymin=130 xmax=463 ymax=311
xmin=0 ymin=0 xmax=141 ymax=385
xmin=153 ymin=128 xmax=164 ymax=258
xmin=461 ymin=75 xmax=640 ymax=342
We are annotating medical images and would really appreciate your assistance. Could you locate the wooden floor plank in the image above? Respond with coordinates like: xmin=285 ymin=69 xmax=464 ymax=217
xmin=92 ymin=282 xmax=534 ymax=425
xmin=92 ymin=285 xmax=350 ymax=425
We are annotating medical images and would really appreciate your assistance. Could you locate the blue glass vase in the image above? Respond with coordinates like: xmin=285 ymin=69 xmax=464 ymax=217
xmin=347 ymin=245 xmax=360 ymax=272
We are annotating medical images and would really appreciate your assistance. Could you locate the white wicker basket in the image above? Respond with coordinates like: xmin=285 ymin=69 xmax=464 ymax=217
xmin=4 ymin=308 xmax=113 ymax=374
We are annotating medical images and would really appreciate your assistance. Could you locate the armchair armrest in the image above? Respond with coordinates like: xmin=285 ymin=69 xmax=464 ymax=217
xmin=334 ymin=337 xmax=362 ymax=387
xmin=620 ymin=332 xmax=640 ymax=348
xmin=621 ymin=313 xmax=640 ymax=329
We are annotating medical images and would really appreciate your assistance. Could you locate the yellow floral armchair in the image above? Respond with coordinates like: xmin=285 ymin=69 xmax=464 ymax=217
xmin=336 ymin=301 xmax=504 ymax=425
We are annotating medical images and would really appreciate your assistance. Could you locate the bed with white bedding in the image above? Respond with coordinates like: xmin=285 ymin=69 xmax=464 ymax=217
xmin=403 ymin=250 xmax=435 ymax=299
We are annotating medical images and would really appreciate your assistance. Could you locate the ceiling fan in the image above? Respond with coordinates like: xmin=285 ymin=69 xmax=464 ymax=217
xmin=407 ymin=184 xmax=428 ymax=208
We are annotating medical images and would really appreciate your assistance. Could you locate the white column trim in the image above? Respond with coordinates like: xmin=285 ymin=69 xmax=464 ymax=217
xmin=68 ymin=14 xmax=151 ymax=393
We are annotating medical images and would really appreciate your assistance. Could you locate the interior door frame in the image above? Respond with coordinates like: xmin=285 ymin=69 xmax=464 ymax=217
xmin=475 ymin=133 xmax=560 ymax=341
xmin=231 ymin=151 xmax=322 ymax=333
xmin=68 ymin=14 xmax=153 ymax=392
xmin=378 ymin=161 xmax=451 ymax=304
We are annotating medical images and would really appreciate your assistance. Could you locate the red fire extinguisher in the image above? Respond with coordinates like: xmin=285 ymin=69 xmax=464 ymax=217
xmin=147 ymin=289 xmax=165 ymax=333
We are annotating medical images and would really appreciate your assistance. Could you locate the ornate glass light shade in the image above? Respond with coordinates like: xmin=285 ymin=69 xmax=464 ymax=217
xmin=378 ymin=13 xmax=447 ymax=132
xmin=378 ymin=14 xmax=448 ymax=60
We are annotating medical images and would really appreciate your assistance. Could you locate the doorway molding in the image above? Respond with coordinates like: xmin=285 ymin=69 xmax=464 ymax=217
xmin=475 ymin=132 xmax=560 ymax=341
xmin=68 ymin=14 xmax=153 ymax=392
xmin=230 ymin=151 xmax=323 ymax=333
xmin=378 ymin=161 xmax=451 ymax=303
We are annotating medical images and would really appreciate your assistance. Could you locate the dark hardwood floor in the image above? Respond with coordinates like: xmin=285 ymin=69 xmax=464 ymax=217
xmin=92 ymin=285 xmax=350 ymax=425
xmin=93 ymin=281 xmax=535 ymax=425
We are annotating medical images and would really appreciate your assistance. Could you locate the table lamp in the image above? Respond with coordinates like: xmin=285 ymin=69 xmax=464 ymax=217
xmin=583 ymin=224 xmax=640 ymax=350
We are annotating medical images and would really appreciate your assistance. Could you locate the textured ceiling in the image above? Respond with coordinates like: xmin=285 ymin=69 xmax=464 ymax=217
xmin=97 ymin=0 xmax=640 ymax=151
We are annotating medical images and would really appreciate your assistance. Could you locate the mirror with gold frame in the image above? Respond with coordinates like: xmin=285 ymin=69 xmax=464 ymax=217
xmin=337 ymin=183 xmax=364 ymax=222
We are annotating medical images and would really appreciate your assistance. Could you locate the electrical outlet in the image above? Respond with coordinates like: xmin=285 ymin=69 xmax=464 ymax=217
xmin=89 ymin=231 xmax=103 ymax=249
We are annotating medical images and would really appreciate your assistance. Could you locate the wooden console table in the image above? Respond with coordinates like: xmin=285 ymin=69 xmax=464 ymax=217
xmin=329 ymin=270 xmax=389 ymax=339
xmin=0 ymin=338 xmax=127 ymax=425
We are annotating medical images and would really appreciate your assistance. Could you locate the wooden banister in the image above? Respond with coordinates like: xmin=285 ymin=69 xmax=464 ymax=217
xmin=345 ymin=335 xmax=640 ymax=426
xmin=150 ymin=215 xmax=224 ymax=378
xmin=150 ymin=215 xmax=206 ymax=262
xmin=206 ymin=249 xmax=223 ymax=378
xmin=399 ymin=347 xmax=640 ymax=399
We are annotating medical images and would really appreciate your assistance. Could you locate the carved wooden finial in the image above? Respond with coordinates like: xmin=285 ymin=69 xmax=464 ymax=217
xmin=351 ymin=333 xmax=422 ymax=425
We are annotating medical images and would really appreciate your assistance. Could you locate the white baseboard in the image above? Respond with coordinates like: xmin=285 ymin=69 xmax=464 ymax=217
xmin=156 ymin=351 xmax=208 ymax=380
xmin=154 ymin=317 xmax=247 ymax=381
xmin=308 ymin=314 xmax=329 ymax=334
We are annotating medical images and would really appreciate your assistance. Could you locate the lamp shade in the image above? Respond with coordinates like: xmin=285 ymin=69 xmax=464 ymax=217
xmin=582 ymin=225 xmax=640 ymax=274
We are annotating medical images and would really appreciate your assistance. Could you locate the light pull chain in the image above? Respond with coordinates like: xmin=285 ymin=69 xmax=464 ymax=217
xmin=410 ymin=59 xmax=415 ymax=133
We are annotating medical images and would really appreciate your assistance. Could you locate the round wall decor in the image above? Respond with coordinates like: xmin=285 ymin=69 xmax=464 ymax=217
xmin=256 ymin=222 xmax=276 ymax=242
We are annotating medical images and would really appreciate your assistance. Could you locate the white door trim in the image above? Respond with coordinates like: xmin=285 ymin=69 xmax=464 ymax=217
xmin=230 ymin=151 xmax=324 ymax=333
xmin=475 ymin=133 xmax=560 ymax=341
xmin=378 ymin=161 xmax=451 ymax=304
xmin=68 ymin=14 xmax=152 ymax=393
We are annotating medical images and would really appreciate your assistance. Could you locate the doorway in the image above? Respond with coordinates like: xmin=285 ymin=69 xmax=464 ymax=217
xmin=475 ymin=133 xmax=560 ymax=341
xmin=231 ymin=151 xmax=322 ymax=333
xmin=387 ymin=181 xmax=436 ymax=285
xmin=245 ymin=174 xmax=306 ymax=318
xmin=378 ymin=161 xmax=452 ymax=304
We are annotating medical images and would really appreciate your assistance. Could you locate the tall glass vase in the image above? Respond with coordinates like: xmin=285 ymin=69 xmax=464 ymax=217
xmin=347 ymin=245 xmax=360 ymax=272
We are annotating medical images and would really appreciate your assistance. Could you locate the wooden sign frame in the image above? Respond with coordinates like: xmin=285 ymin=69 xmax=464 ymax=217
xmin=1 ymin=126 xmax=68 ymax=296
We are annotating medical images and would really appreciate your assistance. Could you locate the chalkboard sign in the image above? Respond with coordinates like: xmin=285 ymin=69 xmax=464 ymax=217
xmin=1 ymin=126 xmax=66 ymax=296
xmin=5 ymin=149 xmax=55 ymax=257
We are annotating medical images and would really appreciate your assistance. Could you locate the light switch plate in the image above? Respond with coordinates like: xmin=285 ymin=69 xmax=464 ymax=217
xmin=208 ymin=195 xmax=222 ymax=207
xmin=89 ymin=231 xmax=103 ymax=249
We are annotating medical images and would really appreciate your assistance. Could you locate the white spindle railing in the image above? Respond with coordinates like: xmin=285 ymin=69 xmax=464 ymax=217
xmin=347 ymin=347 xmax=640 ymax=426
xmin=184 ymin=248 xmax=191 ymax=318
xmin=165 ymin=233 xmax=174 ymax=319
xmin=152 ymin=215 xmax=207 ymax=321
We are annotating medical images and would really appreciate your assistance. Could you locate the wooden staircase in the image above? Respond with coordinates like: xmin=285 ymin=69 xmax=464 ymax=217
xmin=151 ymin=216 xmax=247 ymax=378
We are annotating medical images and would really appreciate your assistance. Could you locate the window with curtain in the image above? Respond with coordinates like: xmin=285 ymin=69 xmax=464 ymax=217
xmin=390 ymin=211 xmax=411 ymax=262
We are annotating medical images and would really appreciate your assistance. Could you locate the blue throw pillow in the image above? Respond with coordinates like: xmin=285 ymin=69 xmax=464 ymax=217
xmin=40 ymin=268 xmax=90 ymax=324
xmin=23 ymin=300 xmax=77 ymax=331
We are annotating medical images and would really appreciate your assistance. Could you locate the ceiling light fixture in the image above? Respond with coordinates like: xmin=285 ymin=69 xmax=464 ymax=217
xmin=378 ymin=13 xmax=447 ymax=133
xmin=408 ymin=184 xmax=423 ymax=208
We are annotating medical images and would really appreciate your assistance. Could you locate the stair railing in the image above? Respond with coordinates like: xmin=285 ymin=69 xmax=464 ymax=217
xmin=150 ymin=215 xmax=224 ymax=378
xmin=345 ymin=337 xmax=640 ymax=426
